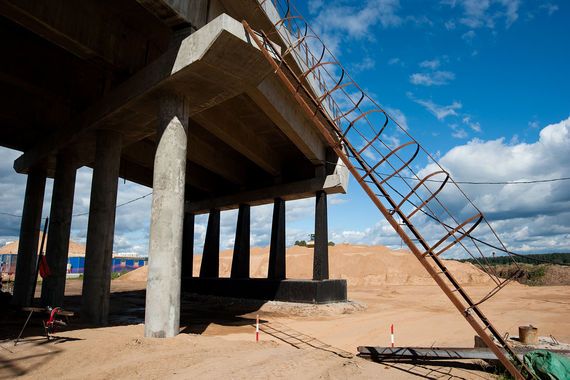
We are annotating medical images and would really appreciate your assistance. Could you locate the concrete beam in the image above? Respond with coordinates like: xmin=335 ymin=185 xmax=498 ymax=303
xmin=181 ymin=213 xmax=194 ymax=278
xmin=81 ymin=130 xmax=122 ymax=326
xmin=199 ymin=209 xmax=220 ymax=278
xmin=145 ymin=93 xmax=188 ymax=338
xmin=136 ymin=0 xmax=209 ymax=29
xmin=248 ymin=74 xmax=326 ymax=165
xmin=119 ymin=158 xmax=153 ymax=188
xmin=41 ymin=151 xmax=77 ymax=307
xmin=12 ymin=167 xmax=46 ymax=307
xmin=14 ymin=14 xmax=273 ymax=174
xmin=192 ymin=106 xmax=282 ymax=176
xmin=185 ymin=169 xmax=347 ymax=214
xmin=0 ymin=0 xmax=169 ymax=71
xmin=268 ymin=198 xmax=285 ymax=280
xmin=313 ymin=191 xmax=329 ymax=280
xmin=231 ymin=204 xmax=250 ymax=279
xmin=121 ymin=139 xmax=235 ymax=191
xmin=187 ymin=121 xmax=253 ymax=185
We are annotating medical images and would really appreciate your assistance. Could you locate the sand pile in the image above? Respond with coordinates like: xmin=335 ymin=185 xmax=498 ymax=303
xmin=117 ymin=264 xmax=148 ymax=281
xmin=0 ymin=233 xmax=86 ymax=256
xmin=118 ymin=244 xmax=492 ymax=286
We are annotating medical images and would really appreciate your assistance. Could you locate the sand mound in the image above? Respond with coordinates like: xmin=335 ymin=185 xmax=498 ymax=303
xmin=116 ymin=264 xmax=148 ymax=282
xmin=117 ymin=244 xmax=493 ymax=286
xmin=0 ymin=232 xmax=86 ymax=256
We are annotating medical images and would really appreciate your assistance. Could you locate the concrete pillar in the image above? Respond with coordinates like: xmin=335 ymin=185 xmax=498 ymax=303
xmin=313 ymin=191 xmax=329 ymax=280
xmin=12 ymin=167 xmax=47 ymax=307
xmin=81 ymin=130 xmax=122 ymax=325
xmin=199 ymin=209 xmax=220 ymax=278
xmin=231 ymin=204 xmax=250 ymax=279
xmin=145 ymin=93 xmax=188 ymax=338
xmin=268 ymin=198 xmax=286 ymax=280
xmin=181 ymin=213 xmax=194 ymax=278
xmin=41 ymin=151 xmax=77 ymax=307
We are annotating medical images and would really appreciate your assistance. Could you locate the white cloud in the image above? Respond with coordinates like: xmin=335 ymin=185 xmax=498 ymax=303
xmin=0 ymin=148 xmax=155 ymax=255
xmin=419 ymin=59 xmax=441 ymax=69
xmin=335 ymin=117 xmax=570 ymax=256
xmin=410 ymin=70 xmax=455 ymax=86
xmin=444 ymin=20 xmax=456 ymax=30
xmin=352 ymin=57 xmax=376 ymax=72
xmin=385 ymin=107 xmax=409 ymax=130
xmin=308 ymin=0 xmax=325 ymax=14
xmin=500 ymin=0 xmax=520 ymax=27
xmin=528 ymin=120 xmax=540 ymax=129
xmin=442 ymin=0 xmax=521 ymax=29
xmin=388 ymin=57 xmax=402 ymax=65
xmin=449 ymin=0 xmax=518 ymax=28
xmin=308 ymin=0 xmax=403 ymax=55
xmin=331 ymin=219 xmax=401 ymax=247
xmin=450 ymin=124 xmax=469 ymax=138
xmin=418 ymin=117 xmax=570 ymax=253
xmin=462 ymin=30 xmax=476 ymax=41
xmin=540 ymin=3 xmax=559 ymax=16
xmin=462 ymin=116 xmax=482 ymax=132
xmin=412 ymin=97 xmax=463 ymax=120
xmin=311 ymin=0 xmax=402 ymax=39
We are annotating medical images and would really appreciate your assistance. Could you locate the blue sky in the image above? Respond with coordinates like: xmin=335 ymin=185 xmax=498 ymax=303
xmin=293 ymin=0 xmax=570 ymax=254
xmin=0 ymin=0 xmax=568 ymax=257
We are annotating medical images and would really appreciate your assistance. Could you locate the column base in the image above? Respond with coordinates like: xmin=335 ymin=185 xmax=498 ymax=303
xmin=182 ymin=278 xmax=347 ymax=304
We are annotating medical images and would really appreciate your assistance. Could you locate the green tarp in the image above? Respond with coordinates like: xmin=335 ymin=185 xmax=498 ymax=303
xmin=523 ymin=350 xmax=570 ymax=380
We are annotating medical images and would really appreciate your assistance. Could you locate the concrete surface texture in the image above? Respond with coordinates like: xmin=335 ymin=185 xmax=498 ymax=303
xmin=145 ymin=93 xmax=189 ymax=338
xmin=81 ymin=130 xmax=123 ymax=325
xmin=11 ymin=168 xmax=46 ymax=307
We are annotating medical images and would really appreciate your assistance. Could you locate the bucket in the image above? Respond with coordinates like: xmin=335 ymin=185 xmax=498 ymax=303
xmin=519 ymin=325 xmax=538 ymax=345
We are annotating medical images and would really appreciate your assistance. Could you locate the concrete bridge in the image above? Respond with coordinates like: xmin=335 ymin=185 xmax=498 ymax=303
xmin=1 ymin=0 xmax=348 ymax=337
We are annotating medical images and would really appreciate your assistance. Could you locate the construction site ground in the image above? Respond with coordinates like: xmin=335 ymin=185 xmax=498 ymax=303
xmin=1 ymin=246 xmax=569 ymax=379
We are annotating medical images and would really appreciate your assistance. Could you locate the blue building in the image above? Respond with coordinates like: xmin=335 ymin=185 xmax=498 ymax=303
xmin=0 ymin=237 xmax=147 ymax=276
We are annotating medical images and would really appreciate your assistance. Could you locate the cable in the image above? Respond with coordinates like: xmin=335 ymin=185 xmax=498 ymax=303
xmin=72 ymin=192 xmax=153 ymax=217
xmin=0 ymin=192 xmax=153 ymax=219
xmin=451 ymin=177 xmax=570 ymax=185
xmin=0 ymin=212 xmax=22 ymax=218
xmin=323 ymin=159 xmax=570 ymax=185
xmin=414 ymin=206 xmax=570 ymax=267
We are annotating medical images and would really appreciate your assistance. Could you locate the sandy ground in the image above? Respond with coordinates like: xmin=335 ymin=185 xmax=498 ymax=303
xmin=2 ymin=246 xmax=569 ymax=379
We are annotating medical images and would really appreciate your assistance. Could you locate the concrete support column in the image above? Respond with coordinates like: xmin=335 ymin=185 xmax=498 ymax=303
xmin=231 ymin=204 xmax=250 ymax=279
xmin=313 ymin=191 xmax=329 ymax=280
xmin=199 ymin=209 xmax=220 ymax=278
xmin=12 ymin=167 xmax=47 ymax=307
xmin=181 ymin=213 xmax=195 ymax=278
xmin=145 ymin=93 xmax=188 ymax=338
xmin=81 ymin=130 xmax=122 ymax=325
xmin=268 ymin=198 xmax=286 ymax=280
xmin=41 ymin=151 xmax=77 ymax=307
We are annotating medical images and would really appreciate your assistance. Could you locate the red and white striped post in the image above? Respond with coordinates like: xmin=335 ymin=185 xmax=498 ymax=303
xmin=390 ymin=324 xmax=395 ymax=347
xmin=256 ymin=314 xmax=260 ymax=342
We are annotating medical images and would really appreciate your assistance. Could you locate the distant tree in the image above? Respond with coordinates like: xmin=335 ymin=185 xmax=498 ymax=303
xmin=296 ymin=240 xmax=307 ymax=247
xmin=328 ymin=241 xmax=335 ymax=246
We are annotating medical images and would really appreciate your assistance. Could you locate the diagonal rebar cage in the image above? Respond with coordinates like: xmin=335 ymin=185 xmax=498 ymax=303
xmin=247 ymin=1 xmax=536 ymax=378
